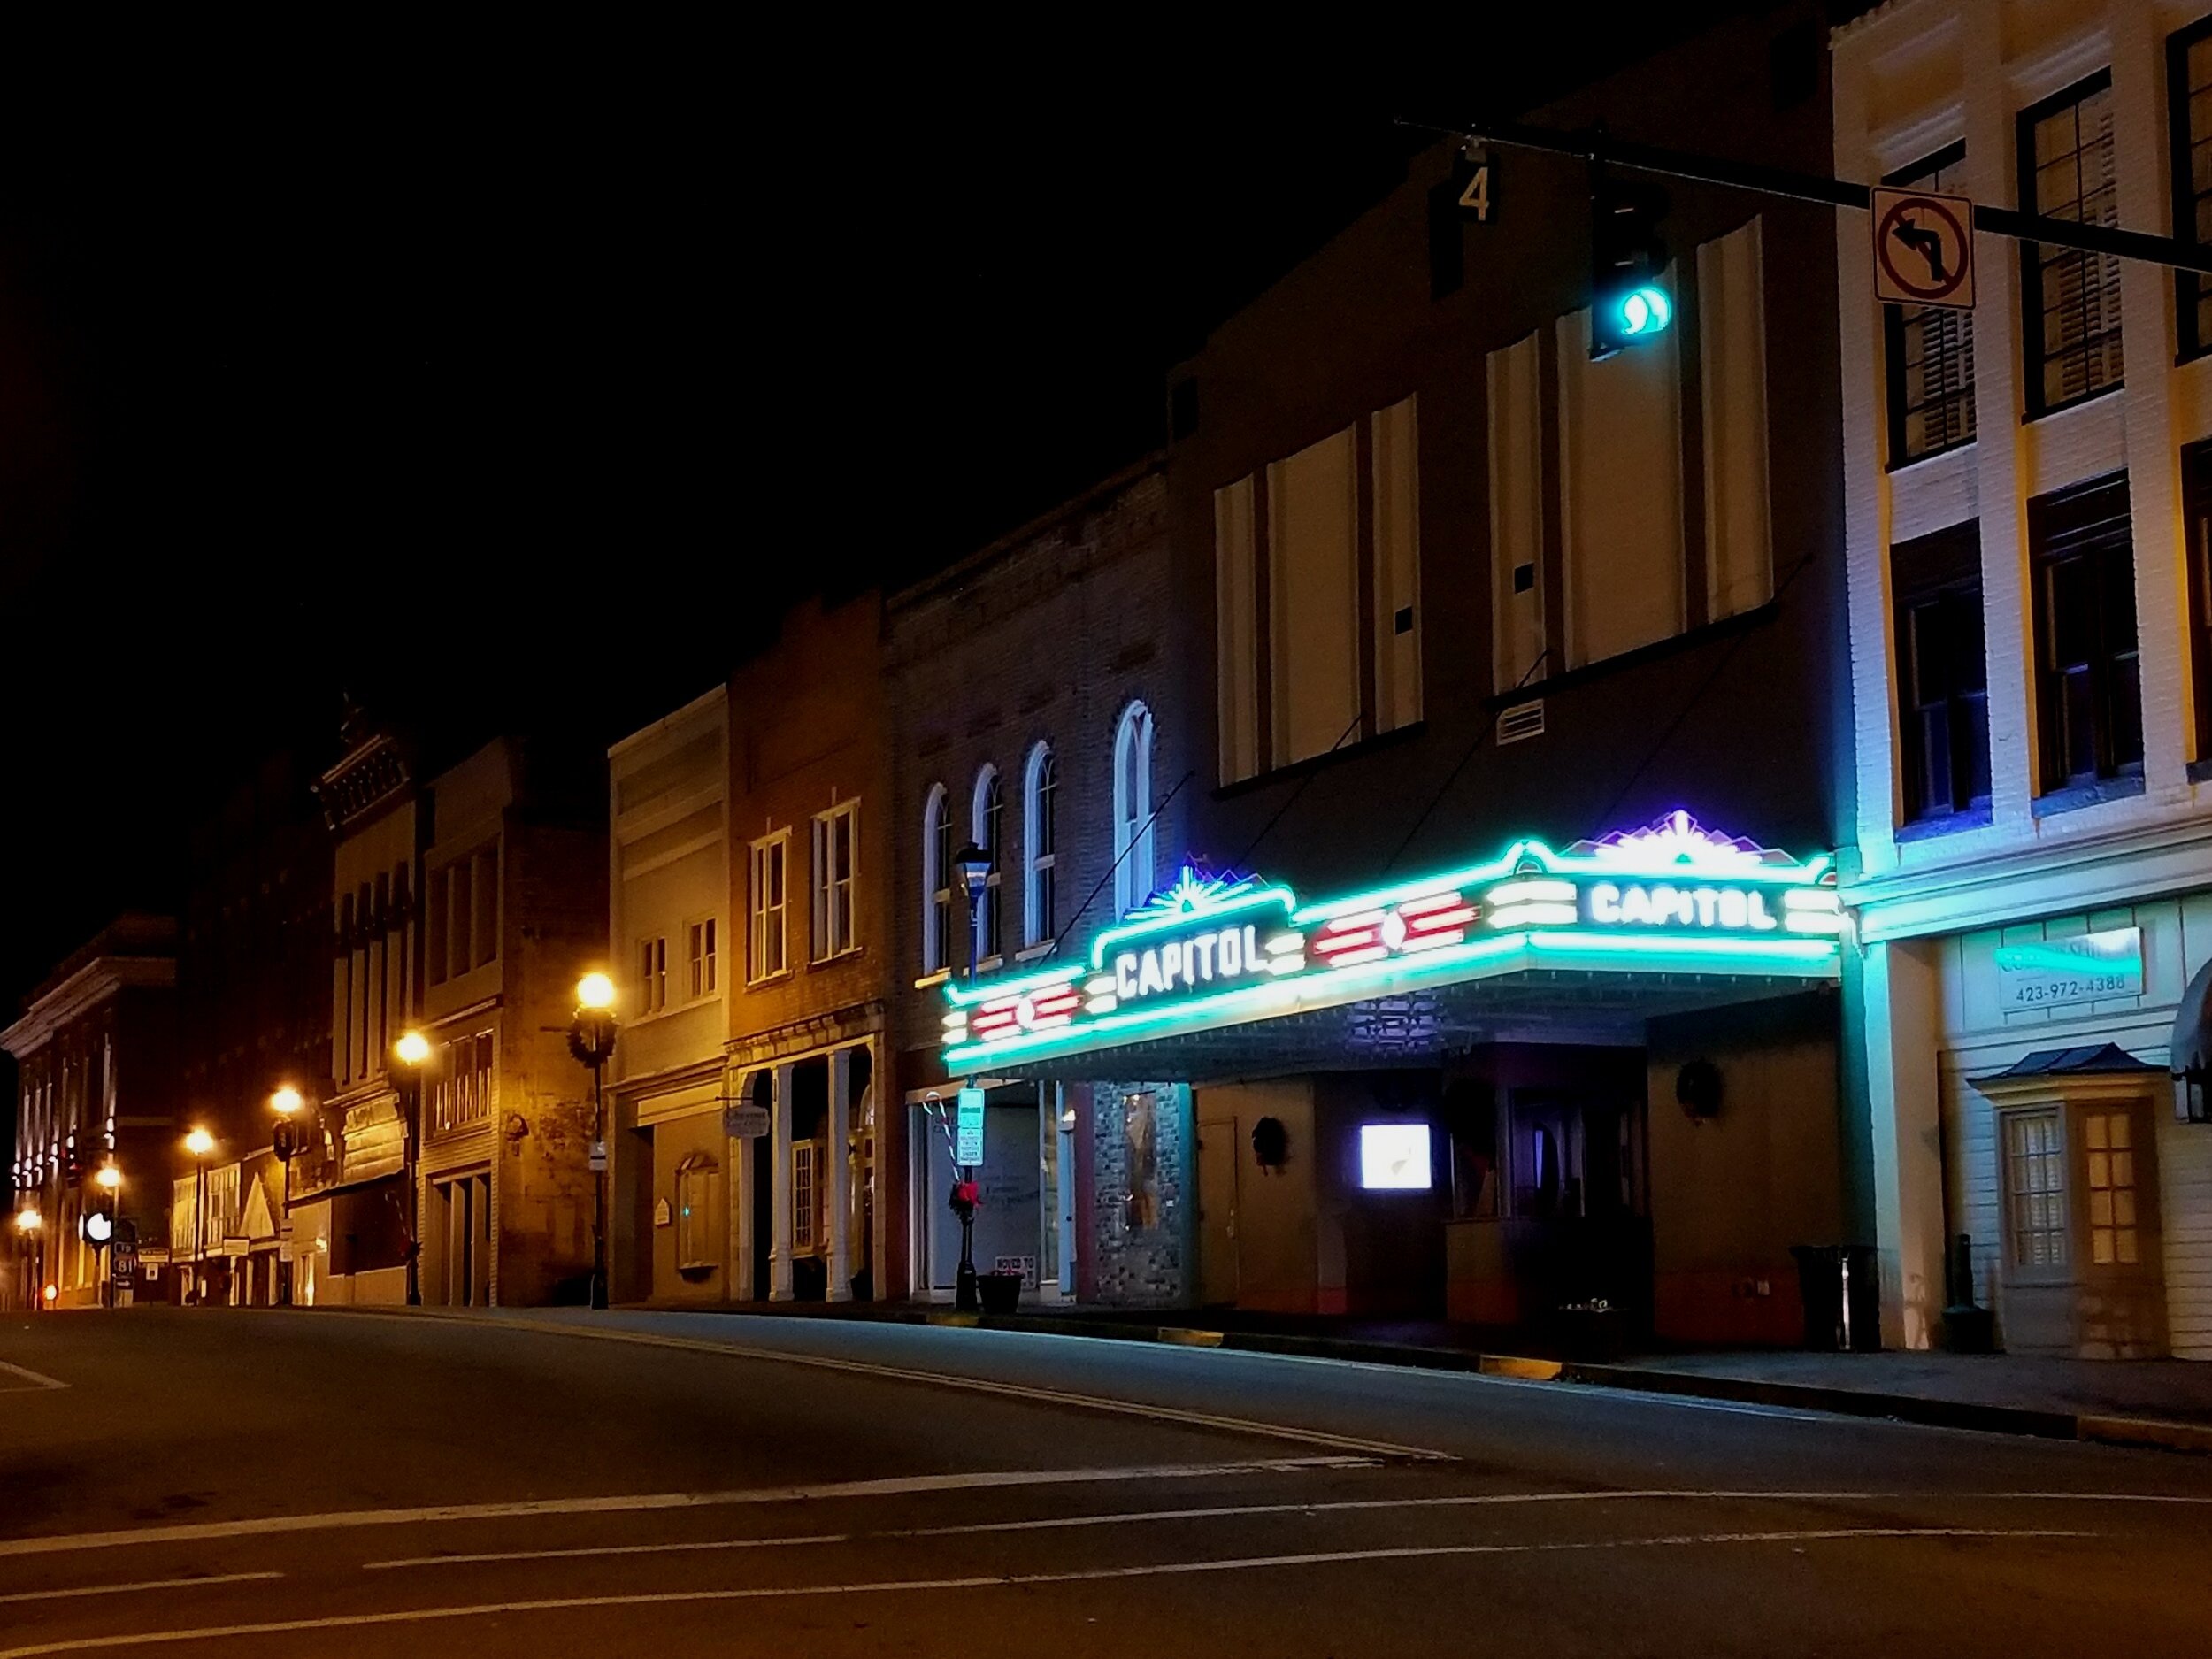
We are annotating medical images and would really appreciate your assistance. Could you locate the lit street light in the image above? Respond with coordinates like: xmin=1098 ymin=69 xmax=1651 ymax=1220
xmin=184 ymin=1127 xmax=214 ymax=1305
xmin=269 ymin=1086 xmax=304 ymax=1304
xmin=392 ymin=1033 xmax=429 ymax=1307
xmin=569 ymin=972 xmax=618 ymax=1310
xmin=949 ymin=841 xmax=994 ymax=1314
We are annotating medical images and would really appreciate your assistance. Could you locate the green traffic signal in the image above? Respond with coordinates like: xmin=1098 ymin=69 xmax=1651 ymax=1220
xmin=1617 ymin=284 xmax=1672 ymax=338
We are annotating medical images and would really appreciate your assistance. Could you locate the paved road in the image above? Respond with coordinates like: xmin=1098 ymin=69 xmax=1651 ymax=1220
xmin=2 ymin=1307 xmax=2209 ymax=1656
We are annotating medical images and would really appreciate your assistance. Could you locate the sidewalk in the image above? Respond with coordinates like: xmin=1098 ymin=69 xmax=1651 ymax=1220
xmin=634 ymin=1295 xmax=2212 ymax=1454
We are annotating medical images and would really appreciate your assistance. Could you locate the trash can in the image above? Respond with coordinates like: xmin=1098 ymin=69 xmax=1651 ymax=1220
xmin=1791 ymin=1244 xmax=1882 ymax=1352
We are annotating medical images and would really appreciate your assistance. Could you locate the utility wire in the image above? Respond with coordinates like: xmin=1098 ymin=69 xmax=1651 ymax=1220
xmin=1384 ymin=648 xmax=1551 ymax=875
xmin=1230 ymin=706 xmax=1370 ymax=873
xmin=1041 ymin=767 xmax=1195 ymax=962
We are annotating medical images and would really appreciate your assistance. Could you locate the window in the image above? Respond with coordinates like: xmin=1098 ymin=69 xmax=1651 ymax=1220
xmin=1215 ymin=476 xmax=1259 ymax=782
xmin=687 ymin=918 xmax=718 ymax=998
xmin=2029 ymin=474 xmax=2141 ymax=791
xmin=1487 ymin=332 xmax=1547 ymax=693
xmin=1892 ymin=522 xmax=1991 ymax=823
xmin=638 ymin=936 xmax=668 ymax=1013
xmin=2019 ymin=72 xmax=2123 ymax=416
xmin=1557 ymin=292 xmax=1685 ymax=666
xmin=448 ymin=860 xmax=472 ymax=982
xmin=1023 ymin=742 xmax=1056 ymax=948
xmin=922 ymin=785 xmax=951 ymax=974
xmin=811 ymin=799 xmax=859 ymax=961
xmin=748 ymin=833 xmax=788 ymax=980
xmin=2170 ymin=18 xmax=2212 ymax=358
xmin=425 ymin=874 xmax=447 ymax=988
xmin=2082 ymin=1109 xmax=2141 ymax=1267
xmin=1883 ymin=145 xmax=1977 ymax=463
xmin=1112 ymin=704 xmax=1155 ymax=918
xmin=431 ymin=1031 xmax=495 ymax=1134
xmin=2183 ymin=441 xmax=2212 ymax=757
xmin=2004 ymin=1109 xmax=2068 ymax=1270
xmin=472 ymin=844 xmax=498 ymax=969
xmin=1268 ymin=426 xmax=1362 ymax=768
xmin=972 ymin=767 xmax=1002 ymax=964
xmin=1700 ymin=219 xmax=1773 ymax=618
xmin=1371 ymin=394 xmax=1424 ymax=733
xmin=792 ymin=1141 xmax=818 ymax=1253
xmin=675 ymin=1153 xmax=720 ymax=1272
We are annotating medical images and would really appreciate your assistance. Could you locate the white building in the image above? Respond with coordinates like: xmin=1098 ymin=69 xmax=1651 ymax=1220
xmin=1835 ymin=0 xmax=2212 ymax=1356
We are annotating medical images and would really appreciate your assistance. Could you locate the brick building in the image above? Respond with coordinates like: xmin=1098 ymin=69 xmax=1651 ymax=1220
xmin=717 ymin=595 xmax=900 ymax=1303
xmin=932 ymin=5 xmax=1861 ymax=1338
xmin=412 ymin=736 xmax=607 ymax=1308
xmin=4 ymin=915 xmax=178 ymax=1310
xmin=170 ymin=751 xmax=334 ymax=1305
xmin=887 ymin=459 xmax=1192 ymax=1304
xmin=1834 ymin=0 xmax=2212 ymax=1358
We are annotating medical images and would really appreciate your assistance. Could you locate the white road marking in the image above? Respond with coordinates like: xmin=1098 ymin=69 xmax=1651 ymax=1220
xmin=0 ymin=1357 xmax=68 ymax=1393
xmin=0 ymin=1528 xmax=2092 ymax=1656
xmin=366 ymin=1487 xmax=1920 ymax=1570
xmin=0 ymin=1456 xmax=1373 ymax=1561
xmin=337 ymin=1310 xmax=1455 ymax=1461
xmin=0 ymin=1574 xmax=280 ymax=1608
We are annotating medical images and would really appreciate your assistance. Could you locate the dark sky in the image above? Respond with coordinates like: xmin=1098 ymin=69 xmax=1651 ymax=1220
xmin=0 ymin=17 xmax=1748 ymax=1018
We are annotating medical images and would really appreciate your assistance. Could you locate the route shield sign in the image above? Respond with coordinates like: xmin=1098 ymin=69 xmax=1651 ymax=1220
xmin=1872 ymin=186 xmax=1975 ymax=310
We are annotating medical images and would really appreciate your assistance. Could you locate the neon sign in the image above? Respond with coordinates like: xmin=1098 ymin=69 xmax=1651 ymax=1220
xmin=941 ymin=812 xmax=1841 ymax=1070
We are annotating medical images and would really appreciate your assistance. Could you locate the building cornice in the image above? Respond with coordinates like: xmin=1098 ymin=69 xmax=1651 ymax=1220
xmin=1 ymin=956 xmax=176 ymax=1060
xmin=1845 ymin=810 xmax=2212 ymax=941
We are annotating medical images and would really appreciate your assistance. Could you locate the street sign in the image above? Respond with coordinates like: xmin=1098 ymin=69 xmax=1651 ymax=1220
xmin=1872 ymin=186 xmax=1975 ymax=310
xmin=588 ymin=1139 xmax=609 ymax=1172
xmin=111 ymin=1242 xmax=135 ymax=1280
xmin=723 ymin=1104 xmax=769 ymax=1140
xmin=955 ymin=1087 xmax=986 ymax=1168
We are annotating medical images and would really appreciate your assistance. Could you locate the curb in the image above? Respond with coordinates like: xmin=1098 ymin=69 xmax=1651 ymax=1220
xmin=910 ymin=1309 xmax=2212 ymax=1455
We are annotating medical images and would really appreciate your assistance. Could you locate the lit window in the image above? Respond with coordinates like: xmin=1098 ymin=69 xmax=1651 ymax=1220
xmin=811 ymin=800 xmax=860 ymax=961
xmin=972 ymin=767 xmax=1002 ymax=964
xmin=2019 ymin=72 xmax=2123 ymax=416
xmin=1882 ymin=144 xmax=1976 ymax=464
xmin=1023 ymin=742 xmax=1056 ymax=948
xmin=687 ymin=918 xmax=718 ymax=998
xmin=2004 ymin=1110 xmax=2068 ymax=1270
xmin=2083 ymin=1110 xmax=2140 ymax=1267
xmin=1112 ymin=703 xmax=1155 ymax=917
xmin=749 ymin=833 xmax=787 ymax=981
xmin=922 ymin=784 xmax=950 ymax=973
xmin=792 ymin=1141 xmax=817 ymax=1253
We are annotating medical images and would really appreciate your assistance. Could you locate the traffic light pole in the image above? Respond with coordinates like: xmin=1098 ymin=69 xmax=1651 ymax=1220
xmin=1417 ymin=114 xmax=2212 ymax=278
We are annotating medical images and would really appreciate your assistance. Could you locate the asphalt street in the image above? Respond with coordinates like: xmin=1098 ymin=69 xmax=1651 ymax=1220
xmin=3 ymin=1307 xmax=2210 ymax=1656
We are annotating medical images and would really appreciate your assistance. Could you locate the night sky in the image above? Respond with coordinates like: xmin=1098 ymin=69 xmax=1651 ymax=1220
xmin=0 ymin=19 xmax=1741 ymax=1021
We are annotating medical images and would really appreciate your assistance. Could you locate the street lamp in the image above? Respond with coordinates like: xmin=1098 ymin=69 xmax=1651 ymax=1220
xmin=184 ymin=1127 xmax=214 ymax=1306
xmin=949 ymin=841 xmax=994 ymax=1314
xmin=392 ymin=1033 xmax=429 ymax=1307
xmin=91 ymin=1163 xmax=121 ymax=1310
xmin=269 ymin=1086 xmax=303 ymax=1306
xmin=568 ymin=972 xmax=618 ymax=1310
xmin=12 ymin=1208 xmax=42 ymax=1315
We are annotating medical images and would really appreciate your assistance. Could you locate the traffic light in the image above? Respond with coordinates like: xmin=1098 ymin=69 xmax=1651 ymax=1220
xmin=1590 ymin=165 xmax=1672 ymax=360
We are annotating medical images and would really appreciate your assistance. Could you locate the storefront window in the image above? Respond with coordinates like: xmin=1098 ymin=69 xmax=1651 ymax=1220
xmin=2004 ymin=1110 xmax=2068 ymax=1270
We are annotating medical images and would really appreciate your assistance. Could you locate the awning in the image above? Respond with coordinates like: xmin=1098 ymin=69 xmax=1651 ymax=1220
xmin=2170 ymin=957 xmax=2212 ymax=1079
xmin=941 ymin=810 xmax=1842 ymax=1082
xmin=1970 ymin=1043 xmax=2166 ymax=1088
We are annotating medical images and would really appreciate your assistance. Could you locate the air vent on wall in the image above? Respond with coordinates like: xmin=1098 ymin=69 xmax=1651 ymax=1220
xmin=1496 ymin=699 xmax=1546 ymax=745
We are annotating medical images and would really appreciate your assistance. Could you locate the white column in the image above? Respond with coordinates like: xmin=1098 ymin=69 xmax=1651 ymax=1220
xmin=1863 ymin=937 xmax=1947 ymax=1349
xmin=769 ymin=1061 xmax=795 ymax=1302
xmin=826 ymin=1048 xmax=854 ymax=1302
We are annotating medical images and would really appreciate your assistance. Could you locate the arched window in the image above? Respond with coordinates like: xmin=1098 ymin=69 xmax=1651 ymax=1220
xmin=1023 ymin=741 xmax=1056 ymax=947
xmin=1113 ymin=703 xmax=1156 ymax=917
xmin=972 ymin=765 xmax=1003 ymax=964
xmin=922 ymin=785 xmax=950 ymax=973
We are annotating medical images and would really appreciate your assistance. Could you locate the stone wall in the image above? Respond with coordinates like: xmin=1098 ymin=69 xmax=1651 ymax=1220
xmin=1086 ymin=1079 xmax=1193 ymax=1307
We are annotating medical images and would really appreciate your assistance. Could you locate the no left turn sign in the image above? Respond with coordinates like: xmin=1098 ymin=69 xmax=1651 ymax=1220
xmin=1872 ymin=186 xmax=1975 ymax=310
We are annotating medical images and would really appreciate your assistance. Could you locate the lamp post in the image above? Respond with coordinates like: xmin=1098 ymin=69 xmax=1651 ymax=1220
xmin=270 ymin=1087 xmax=303 ymax=1305
xmin=949 ymin=841 xmax=993 ymax=1314
xmin=392 ymin=1033 xmax=430 ymax=1307
xmin=568 ymin=972 xmax=618 ymax=1311
xmin=93 ymin=1163 xmax=121 ymax=1310
xmin=13 ymin=1208 xmax=42 ymax=1313
xmin=183 ymin=1127 xmax=214 ymax=1305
